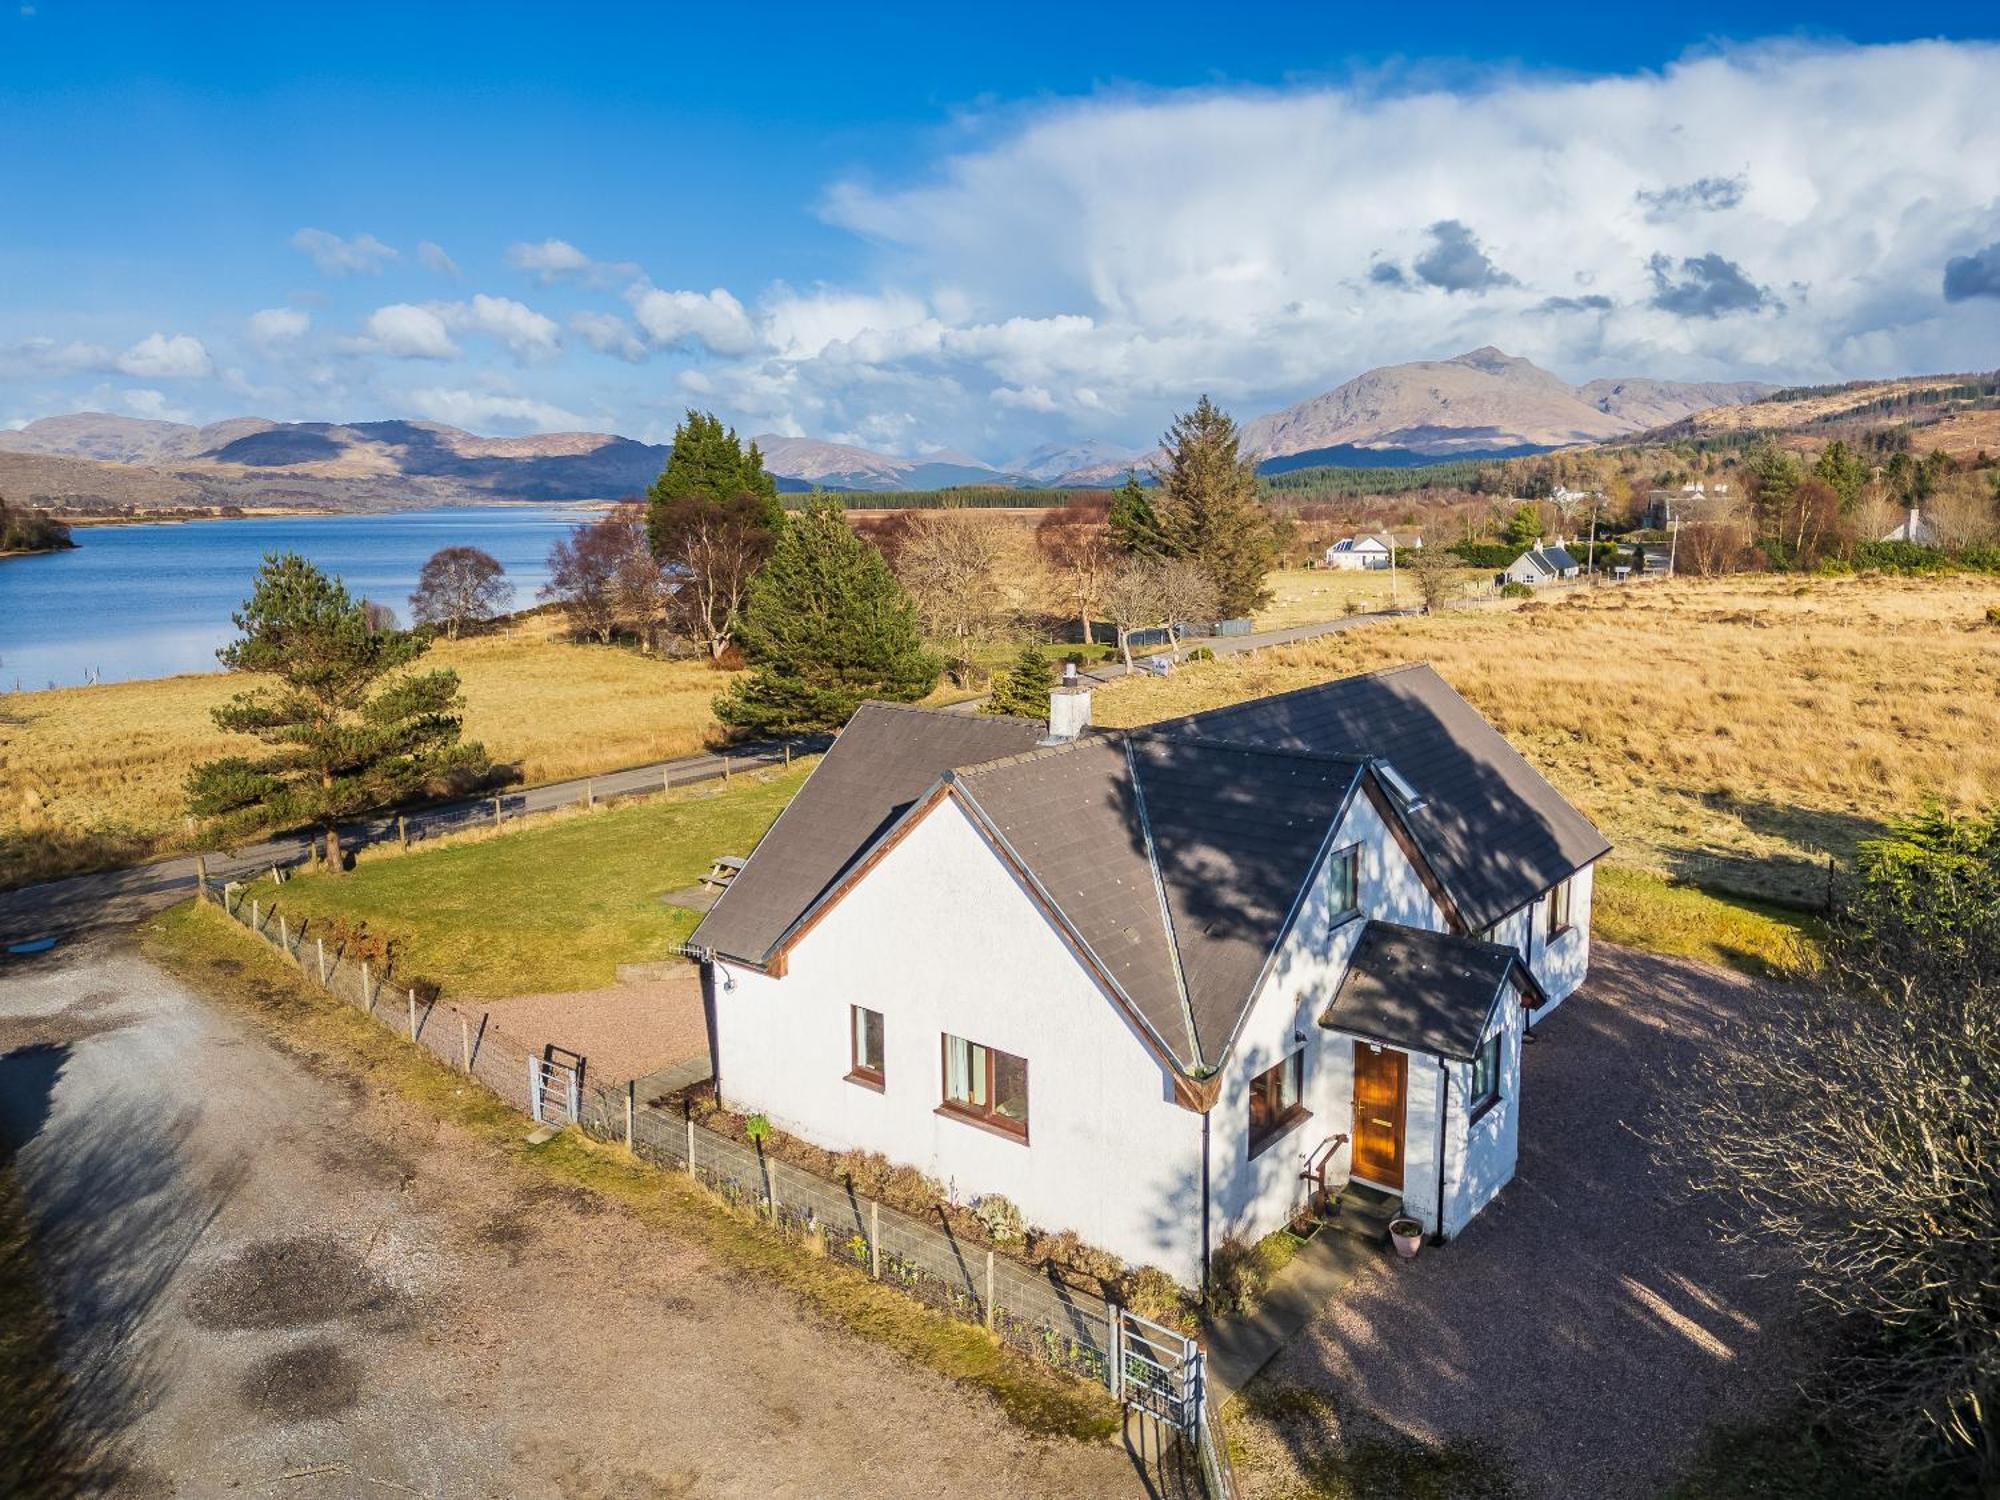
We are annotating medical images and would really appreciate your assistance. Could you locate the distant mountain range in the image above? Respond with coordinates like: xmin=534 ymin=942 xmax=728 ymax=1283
xmin=0 ymin=349 xmax=1776 ymax=510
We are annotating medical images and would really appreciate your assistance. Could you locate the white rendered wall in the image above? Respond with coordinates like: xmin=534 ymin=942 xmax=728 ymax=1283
xmin=1208 ymin=789 xmax=1447 ymax=1246
xmin=710 ymin=797 xmax=1206 ymax=1283
xmin=1528 ymin=862 xmax=1594 ymax=1014
xmin=1444 ymin=988 xmax=1524 ymax=1236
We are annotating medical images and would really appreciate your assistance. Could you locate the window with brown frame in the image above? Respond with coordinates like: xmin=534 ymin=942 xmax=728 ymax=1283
xmin=940 ymin=1033 xmax=1029 ymax=1139
xmin=848 ymin=1005 xmax=884 ymax=1088
xmin=1247 ymin=1047 xmax=1307 ymax=1155
xmin=1545 ymin=877 xmax=1574 ymax=939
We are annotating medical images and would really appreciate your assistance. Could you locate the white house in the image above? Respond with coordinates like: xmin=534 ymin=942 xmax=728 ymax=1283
xmin=1322 ymin=532 xmax=1418 ymax=570
xmin=1880 ymin=505 xmax=1939 ymax=546
xmin=1499 ymin=538 xmax=1581 ymax=586
xmin=690 ymin=665 xmax=1608 ymax=1287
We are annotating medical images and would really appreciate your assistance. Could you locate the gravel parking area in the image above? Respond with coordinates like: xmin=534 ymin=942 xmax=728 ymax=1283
xmin=467 ymin=967 xmax=710 ymax=1085
xmin=1238 ymin=944 xmax=1814 ymax=1500
xmin=2 ymin=938 xmax=1147 ymax=1499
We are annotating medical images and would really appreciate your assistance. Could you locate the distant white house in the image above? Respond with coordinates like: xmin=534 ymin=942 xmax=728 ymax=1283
xmin=1880 ymin=505 xmax=1939 ymax=546
xmin=1323 ymin=532 xmax=1419 ymax=571
xmin=1646 ymin=480 xmax=1729 ymax=531
xmin=1500 ymin=538 xmax=1581 ymax=586
xmin=690 ymin=666 xmax=1607 ymax=1286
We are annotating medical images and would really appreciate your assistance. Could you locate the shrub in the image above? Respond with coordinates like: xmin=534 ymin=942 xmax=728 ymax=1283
xmin=744 ymin=1113 xmax=772 ymax=1146
xmin=1206 ymin=1231 xmax=1305 ymax=1317
xmin=1985 ymin=605 xmax=2000 ymax=629
xmin=971 ymin=1194 xmax=1025 ymax=1246
xmin=1499 ymin=581 xmax=1534 ymax=599
xmin=1184 ymin=645 xmax=1215 ymax=662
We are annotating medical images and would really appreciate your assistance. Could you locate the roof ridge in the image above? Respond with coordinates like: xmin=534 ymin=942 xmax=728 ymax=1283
xmin=946 ymin=731 xmax=1115 ymax=779
xmin=853 ymin=699 xmax=1042 ymax=723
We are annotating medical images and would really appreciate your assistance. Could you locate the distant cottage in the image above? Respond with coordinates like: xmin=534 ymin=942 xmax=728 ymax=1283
xmin=689 ymin=665 xmax=1607 ymax=1285
xmin=1322 ymin=532 xmax=1420 ymax=571
xmin=1880 ymin=505 xmax=1939 ymax=546
xmin=1499 ymin=538 xmax=1580 ymax=586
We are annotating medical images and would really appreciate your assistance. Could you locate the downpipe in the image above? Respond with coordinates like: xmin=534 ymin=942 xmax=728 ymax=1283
xmin=1432 ymin=1056 xmax=1450 ymax=1247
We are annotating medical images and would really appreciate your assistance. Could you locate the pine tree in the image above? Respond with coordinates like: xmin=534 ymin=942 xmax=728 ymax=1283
xmin=1504 ymin=502 xmax=1542 ymax=547
xmin=1107 ymin=470 xmax=1168 ymax=558
xmin=646 ymin=410 xmax=786 ymax=658
xmin=715 ymin=500 xmax=942 ymax=736
xmin=1149 ymin=397 xmax=1278 ymax=618
xmin=187 ymin=553 xmax=486 ymax=872
xmin=984 ymin=645 xmax=1052 ymax=718
xmin=1813 ymin=439 xmax=1868 ymax=511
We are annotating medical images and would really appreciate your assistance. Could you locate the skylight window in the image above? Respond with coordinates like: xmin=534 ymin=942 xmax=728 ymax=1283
xmin=1375 ymin=760 xmax=1426 ymax=812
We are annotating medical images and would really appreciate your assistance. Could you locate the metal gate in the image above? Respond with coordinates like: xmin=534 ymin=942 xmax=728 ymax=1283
xmin=1110 ymin=1308 xmax=1203 ymax=1431
xmin=529 ymin=1048 xmax=582 ymax=1125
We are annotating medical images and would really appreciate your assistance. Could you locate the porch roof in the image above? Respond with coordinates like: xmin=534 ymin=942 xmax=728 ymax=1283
xmin=1318 ymin=920 xmax=1534 ymax=1062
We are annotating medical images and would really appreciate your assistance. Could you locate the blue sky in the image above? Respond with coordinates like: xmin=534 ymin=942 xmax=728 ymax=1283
xmin=5 ymin=2 xmax=2000 ymax=460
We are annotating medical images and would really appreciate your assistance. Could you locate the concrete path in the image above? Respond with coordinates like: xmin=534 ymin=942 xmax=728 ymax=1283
xmin=1202 ymin=1230 xmax=1379 ymax=1397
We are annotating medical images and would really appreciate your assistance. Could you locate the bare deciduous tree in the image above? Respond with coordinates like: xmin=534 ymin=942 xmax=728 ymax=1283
xmin=1035 ymin=501 xmax=1116 ymax=646
xmin=894 ymin=508 xmax=1004 ymax=659
xmin=541 ymin=507 xmax=648 ymax=644
xmin=410 ymin=546 xmax=513 ymax=640
xmin=1154 ymin=557 xmax=1220 ymax=644
xmin=1404 ymin=542 xmax=1462 ymax=613
xmin=650 ymin=493 xmax=774 ymax=661
xmin=1665 ymin=807 xmax=1999 ymax=1489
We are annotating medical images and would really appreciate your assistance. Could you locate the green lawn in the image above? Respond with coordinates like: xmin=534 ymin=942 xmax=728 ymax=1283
xmin=264 ymin=762 xmax=814 ymax=995
xmin=1593 ymin=863 xmax=1820 ymax=978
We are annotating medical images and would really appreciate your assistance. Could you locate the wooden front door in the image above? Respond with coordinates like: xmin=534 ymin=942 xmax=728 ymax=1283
xmin=1350 ymin=1044 xmax=1408 ymax=1189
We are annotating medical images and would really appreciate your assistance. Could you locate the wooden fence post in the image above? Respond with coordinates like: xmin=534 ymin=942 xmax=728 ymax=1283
xmin=251 ymin=897 xmax=260 ymax=932
xmin=784 ymin=741 xmax=792 ymax=768
xmin=685 ymin=1115 xmax=696 ymax=1175
xmin=278 ymin=912 xmax=288 ymax=956
xmin=361 ymin=960 xmax=371 ymax=1009
xmin=625 ymin=1080 xmax=635 ymax=1150
xmin=662 ymin=765 xmax=672 ymax=794
xmin=585 ymin=777 xmax=595 ymax=809
xmin=870 ymin=1200 xmax=881 ymax=1279
xmin=316 ymin=937 xmax=326 ymax=984
xmin=460 ymin=1013 xmax=472 ymax=1070
xmin=985 ymin=1249 xmax=995 ymax=1330
xmin=767 ymin=1159 xmax=779 ymax=1222
xmin=723 ymin=756 xmax=731 ymax=783
xmin=408 ymin=988 xmax=418 ymax=1040
xmin=493 ymin=796 xmax=503 ymax=827
xmin=195 ymin=854 xmax=208 ymax=898
xmin=398 ymin=814 xmax=408 ymax=849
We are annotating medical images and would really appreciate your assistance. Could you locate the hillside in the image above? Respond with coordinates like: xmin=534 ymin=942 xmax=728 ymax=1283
xmin=1656 ymin=371 xmax=2000 ymax=455
xmin=1239 ymin=347 xmax=1774 ymax=467
xmin=0 ymin=449 xmax=212 ymax=510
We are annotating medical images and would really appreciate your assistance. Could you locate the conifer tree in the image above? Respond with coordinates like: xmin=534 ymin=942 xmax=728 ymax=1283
xmin=1107 ymin=470 xmax=1168 ymax=558
xmin=1148 ymin=397 xmax=1279 ymax=618
xmin=715 ymin=501 xmax=941 ymax=736
xmin=645 ymin=409 xmax=782 ymax=549
xmin=984 ymin=645 xmax=1052 ymax=718
xmin=187 ymin=553 xmax=486 ymax=871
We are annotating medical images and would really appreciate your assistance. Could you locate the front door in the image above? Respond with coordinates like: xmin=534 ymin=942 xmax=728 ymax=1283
xmin=1350 ymin=1044 xmax=1407 ymax=1189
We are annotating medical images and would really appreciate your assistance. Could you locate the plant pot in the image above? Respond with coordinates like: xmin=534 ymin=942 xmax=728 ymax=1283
xmin=1389 ymin=1217 xmax=1424 ymax=1260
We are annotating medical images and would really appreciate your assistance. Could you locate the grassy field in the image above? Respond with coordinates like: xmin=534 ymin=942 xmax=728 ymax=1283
xmin=1096 ymin=572 xmax=2000 ymax=909
xmin=259 ymin=761 xmax=812 ymax=995
xmin=1252 ymin=564 xmax=1492 ymax=629
xmin=0 ymin=612 xmax=742 ymax=888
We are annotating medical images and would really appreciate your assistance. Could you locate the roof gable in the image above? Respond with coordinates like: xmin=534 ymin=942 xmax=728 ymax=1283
xmin=1153 ymin=665 xmax=1609 ymax=931
xmin=690 ymin=703 xmax=1046 ymax=964
xmin=1319 ymin=920 xmax=1527 ymax=1060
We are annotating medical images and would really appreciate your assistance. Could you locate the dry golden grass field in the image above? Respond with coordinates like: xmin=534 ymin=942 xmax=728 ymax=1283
xmin=1099 ymin=572 xmax=2000 ymax=908
xmin=0 ymin=613 xmax=739 ymax=888
xmin=1252 ymin=565 xmax=1492 ymax=629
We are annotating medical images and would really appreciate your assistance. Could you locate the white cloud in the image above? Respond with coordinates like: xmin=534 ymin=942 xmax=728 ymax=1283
xmin=115 ymin=332 xmax=214 ymax=378
xmin=290 ymin=227 xmax=399 ymax=277
xmin=247 ymin=307 xmax=311 ymax=347
xmin=418 ymin=240 xmax=461 ymax=277
xmin=506 ymin=238 xmax=640 ymax=287
xmin=355 ymin=304 xmax=459 ymax=359
xmin=402 ymin=387 xmax=586 ymax=434
xmin=121 ymin=388 xmax=192 ymax=422
xmin=627 ymin=284 xmax=760 ymax=356
xmin=571 ymin=310 xmax=648 ymax=363
xmin=436 ymin=294 xmax=562 ymax=361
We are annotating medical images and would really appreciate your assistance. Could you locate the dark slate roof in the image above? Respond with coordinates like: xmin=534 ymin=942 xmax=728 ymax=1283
xmin=1541 ymin=545 xmax=1579 ymax=572
xmin=689 ymin=703 xmax=1046 ymax=964
xmin=957 ymin=735 xmax=1362 ymax=1068
xmin=1319 ymin=921 xmax=1520 ymax=1061
xmin=1151 ymin=664 xmax=1609 ymax=931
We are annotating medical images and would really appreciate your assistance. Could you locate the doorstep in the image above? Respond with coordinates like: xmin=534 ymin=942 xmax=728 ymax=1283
xmin=1202 ymin=1230 xmax=1378 ymax=1398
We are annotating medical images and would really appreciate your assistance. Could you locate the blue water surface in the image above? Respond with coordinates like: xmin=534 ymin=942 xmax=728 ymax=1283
xmin=0 ymin=505 xmax=594 ymax=690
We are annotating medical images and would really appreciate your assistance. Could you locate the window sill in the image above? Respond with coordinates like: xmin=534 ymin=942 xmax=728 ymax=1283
xmin=936 ymin=1103 xmax=1029 ymax=1145
xmin=1248 ymin=1104 xmax=1313 ymax=1160
xmin=1546 ymin=923 xmax=1574 ymax=943
xmin=1468 ymin=1094 xmax=1502 ymax=1129
xmin=1328 ymin=909 xmax=1363 ymax=939
xmin=845 ymin=1071 xmax=885 ymax=1094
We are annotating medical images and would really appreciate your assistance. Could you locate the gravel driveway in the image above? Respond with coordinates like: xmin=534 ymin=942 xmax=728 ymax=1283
xmin=1 ymin=937 xmax=1151 ymax=1499
xmin=1237 ymin=944 xmax=1814 ymax=1499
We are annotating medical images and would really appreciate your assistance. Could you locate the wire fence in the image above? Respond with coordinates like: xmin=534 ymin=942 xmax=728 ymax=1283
xmin=203 ymin=877 xmax=1229 ymax=1489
